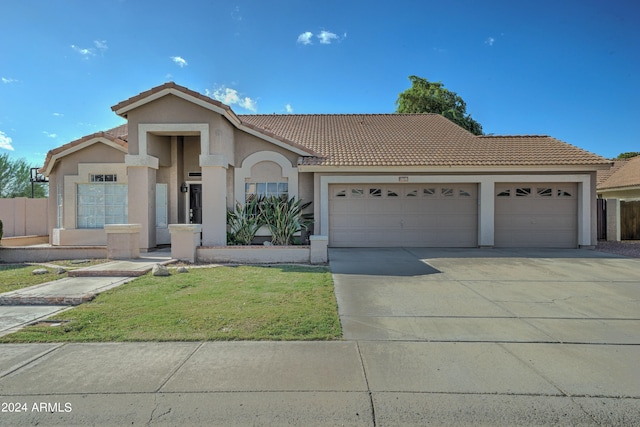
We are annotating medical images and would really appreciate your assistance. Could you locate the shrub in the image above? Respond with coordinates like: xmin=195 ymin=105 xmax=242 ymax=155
xmin=259 ymin=196 xmax=313 ymax=246
xmin=226 ymin=197 xmax=265 ymax=245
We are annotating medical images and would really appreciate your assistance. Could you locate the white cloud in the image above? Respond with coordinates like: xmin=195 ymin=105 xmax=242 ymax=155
xmin=1 ymin=77 xmax=17 ymax=84
xmin=318 ymin=30 xmax=339 ymax=44
xmin=485 ymin=37 xmax=495 ymax=46
xmin=42 ymin=131 xmax=57 ymax=138
xmin=0 ymin=131 xmax=15 ymax=151
xmin=171 ymin=56 xmax=188 ymax=67
xmin=297 ymin=32 xmax=313 ymax=45
xmin=71 ymin=44 xmax=96 ymax=58
xmin=285 ymin=104 xmax=293 ymax=113
xmin=53 ymin=112 xmax=64 ymax=117
xmin=231 ymin=5 xmax=242 ymax=21
xmin=298 ymin=30 xmax=345 ymax=45
xmin=94 ymin=40 xmax=108 ymax=51
xmin=208 ymin=86 xmax=257 ymax=112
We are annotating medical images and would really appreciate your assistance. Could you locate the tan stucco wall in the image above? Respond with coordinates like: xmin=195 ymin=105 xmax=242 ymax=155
xmin=45 ymin=143 xmax=127 ymax=244
xmin=234 ymin=131 xmax=300 ymax=168
xmin=0 ymin=198 xmax=48 ymax=237
xmin=125 ymin=94 xmax=234 ymax=164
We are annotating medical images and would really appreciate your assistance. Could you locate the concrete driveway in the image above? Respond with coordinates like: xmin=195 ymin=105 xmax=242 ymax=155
xmin=330 ymin=247 xmax=640 ymax=343
xmin=328 ymin=247 xmax=640 ymax=424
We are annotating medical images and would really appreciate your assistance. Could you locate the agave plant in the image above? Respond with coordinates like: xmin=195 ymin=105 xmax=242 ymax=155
xmin=259 ymin=196 xmax=313 ymax=246
xmin=226 ymin=196 xmax=265 ymax=245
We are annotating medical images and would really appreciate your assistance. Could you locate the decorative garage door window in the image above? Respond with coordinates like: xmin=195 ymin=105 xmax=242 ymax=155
xmin=77 ymin=183 xmax=128 ymax=228
xmin=245 ymin=182 xmax=288 ymax=201
xmin=496 ymin=185 xmax=574 ymax=198
xmin=331 ymin=185 xmax=475 ymax=199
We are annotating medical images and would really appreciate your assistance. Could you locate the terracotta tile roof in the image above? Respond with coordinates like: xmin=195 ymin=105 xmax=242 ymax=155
xmin=597 ymin=159 xmax=626 ymax=186
xmin=598 ymin=156 xmax=640 ymax=190
xmin=105 ymin=123 xmax=128 ymax=141
xmin=239 ymin=114 xmax=608 ymax=167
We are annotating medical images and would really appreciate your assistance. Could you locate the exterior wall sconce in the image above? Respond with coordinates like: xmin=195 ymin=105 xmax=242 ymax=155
xmin=180 ymin=183 xmax=188 ymax=193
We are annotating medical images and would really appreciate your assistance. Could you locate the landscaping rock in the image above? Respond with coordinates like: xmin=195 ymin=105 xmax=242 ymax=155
xmin=32 ymin=268 xmax=49 ymax=275
xmin=176 ymin=266 xmax=189 ymax=273
xmin=263 ymin=241 xmax=273 ymax=246
xmin=152 ymin=264 xmax=171 ymax=276
xmin=55 ymin=267 xmax=67 ymax=275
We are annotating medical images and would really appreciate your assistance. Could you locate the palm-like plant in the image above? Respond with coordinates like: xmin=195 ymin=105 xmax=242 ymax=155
xmin=226 ymin=196 xmax=265 ymax=245
xmin=259 ymin=196 xmax=313 ymax=246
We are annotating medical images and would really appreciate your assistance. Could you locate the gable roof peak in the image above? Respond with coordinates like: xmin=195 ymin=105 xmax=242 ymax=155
xmin=111 ymin=81 xmax=232 ymax=117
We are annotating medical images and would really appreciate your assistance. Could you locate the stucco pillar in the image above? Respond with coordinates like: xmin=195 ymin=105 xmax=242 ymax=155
xmin=169 ymin=224 xmax=202 ymax=262
xmin=200 ymin=155 xmax=228 ymax=246
xmin=310 ymin=235 xmax=328 ymax=263
xmin=104 ymin=224 xmax=141 ymax=259
xmin=126 ymin=155 xmax=159 ymax=251
xmin=606 ymin=198 xmax=621 ymax=241
xmin=477 ymin=179 xmax=495 ymax=247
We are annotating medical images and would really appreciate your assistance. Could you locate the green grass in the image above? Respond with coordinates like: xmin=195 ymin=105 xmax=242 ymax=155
xmin=0 ymin=265 xmax=67 ymax=294
xmin=0 ymin=265 xmax=342 ymax=342
xmin=0 ymin=259 xmax=108 ymax=294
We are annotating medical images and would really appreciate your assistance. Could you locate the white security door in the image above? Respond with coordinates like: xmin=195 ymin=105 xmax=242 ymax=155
xmin=329 ymin=184 xmax=478 ymax=247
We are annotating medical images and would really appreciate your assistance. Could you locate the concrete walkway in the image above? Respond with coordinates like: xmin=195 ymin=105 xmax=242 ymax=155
xmin=0 ymin=251 xmax=172 ymax=336
xmin=0 ymin=248 xmax=638 ymax=426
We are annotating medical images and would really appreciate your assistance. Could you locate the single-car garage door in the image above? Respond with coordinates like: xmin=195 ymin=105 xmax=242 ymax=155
xmin=329 ymin=184 xmax=477 ymax=247
xmin=495 ymin=183 xmax=578 ymax=248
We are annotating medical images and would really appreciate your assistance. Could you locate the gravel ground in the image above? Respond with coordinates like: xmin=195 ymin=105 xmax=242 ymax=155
xmin=595 ymin=240 xmax=640 ymax=258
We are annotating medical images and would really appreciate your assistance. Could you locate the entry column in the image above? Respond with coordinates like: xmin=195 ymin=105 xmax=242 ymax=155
xmin=200 ymin=155 xmax=228 ymax=246
xmin=125 ymin=154 xmax=158 ymax=251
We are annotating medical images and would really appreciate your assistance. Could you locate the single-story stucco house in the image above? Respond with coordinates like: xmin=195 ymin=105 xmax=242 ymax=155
xmin=41 ymin=82 xmax=610 ymax=255
xmin=597 ymin=155 xmax=640 ymax=240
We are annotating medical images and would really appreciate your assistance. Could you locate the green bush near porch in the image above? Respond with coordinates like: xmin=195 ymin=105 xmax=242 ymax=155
xmin=0 ymin=265 xmax=341 ymax=342
xmin=227 ymin=196 xmax=313 ymax=246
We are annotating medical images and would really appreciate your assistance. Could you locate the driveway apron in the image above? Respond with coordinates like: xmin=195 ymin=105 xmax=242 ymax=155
xmin=329 ymin=247 xmax=640 ymax=425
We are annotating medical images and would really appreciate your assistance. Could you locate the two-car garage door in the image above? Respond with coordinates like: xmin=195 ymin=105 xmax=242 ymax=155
xmin=329 ymin=184 xmax=478 ymax=247
xmin=328 ymin=182 xmax=578 ymax=248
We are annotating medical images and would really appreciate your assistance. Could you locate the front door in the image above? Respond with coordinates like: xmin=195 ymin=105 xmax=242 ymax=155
xmin=189 ymin=184 xmax=202 ymax=224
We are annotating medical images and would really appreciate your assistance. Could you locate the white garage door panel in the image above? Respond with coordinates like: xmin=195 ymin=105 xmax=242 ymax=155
xmin=495 ymin=183 xmax=578 ymax=248
xmin=329 ymin=184 xmax=478 ymax=247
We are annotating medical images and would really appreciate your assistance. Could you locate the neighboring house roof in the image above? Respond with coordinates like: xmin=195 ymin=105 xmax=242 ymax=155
xmin=239 ymin=114 xmax=609 ymax=167
xmin=597 ymin=156 xmax=640 ymax=190
xmin=40 ymin=127 xmax=128 ymax=175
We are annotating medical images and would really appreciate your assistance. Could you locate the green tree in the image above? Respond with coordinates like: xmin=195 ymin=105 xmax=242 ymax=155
xmin=616 ymin=152 xmax=640 ymax=159
xmin=395 ymin=75 xmax=483 ymax=135
xmin=0 ymin=153 xmax=47 ymax=198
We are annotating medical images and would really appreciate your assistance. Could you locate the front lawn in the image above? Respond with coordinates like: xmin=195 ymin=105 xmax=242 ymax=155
xmin=0 ymin=265 xmax=342 ymax=342
xmin=0 ymin=265 xmax=67 ymax=294
xmin=0 ymin=260 xmax=109 ymax=294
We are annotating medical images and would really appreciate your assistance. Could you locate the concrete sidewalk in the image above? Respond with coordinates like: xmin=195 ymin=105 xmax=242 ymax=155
xmin=0 ymin=252 xmax=172 ymax=336
xmin=0 ymin=249 xmax=638 ymax=425
xmin=0 ymin=341 xmax=638 ymax=426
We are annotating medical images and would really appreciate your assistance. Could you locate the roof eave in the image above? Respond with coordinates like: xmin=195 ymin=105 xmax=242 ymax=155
xmin=298 ymin=163 xmax=612 ymax=173
xmin=40 ymin=134 xmax=128 ymax=176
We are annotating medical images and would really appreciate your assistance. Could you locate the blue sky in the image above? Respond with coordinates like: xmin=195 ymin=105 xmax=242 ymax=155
xmin=1 ymin=0 xmax=638 ymax=166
